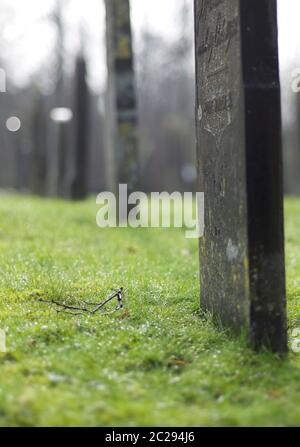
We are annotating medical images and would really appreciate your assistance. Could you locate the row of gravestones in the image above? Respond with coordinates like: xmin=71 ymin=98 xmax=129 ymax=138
xmin=8 ymin=55 xmax=90 ymax=200
xmin=106 ymin=0 xmax=287 ymax=352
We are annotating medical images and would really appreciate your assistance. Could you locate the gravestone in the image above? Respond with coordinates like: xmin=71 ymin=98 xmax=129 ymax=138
xmin=194 ymin=0 xmax=287 ymax=352
xmin=57 ymin=121 xmax=68 ymax=198
xmin=71 ymin=55 xmax=89 ymax=200
xmin=105 ymin=0 xmax=139 ymax=194
xmin=30 ymin=94 xmax=47 ymax=196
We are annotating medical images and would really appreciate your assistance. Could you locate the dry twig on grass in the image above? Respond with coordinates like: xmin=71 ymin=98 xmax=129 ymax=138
xmin=39 ymin=288 xmax=124 ymax=316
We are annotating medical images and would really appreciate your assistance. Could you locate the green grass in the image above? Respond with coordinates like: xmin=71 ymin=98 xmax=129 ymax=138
xmin=0 ymin=193 xmax=300 ymax=427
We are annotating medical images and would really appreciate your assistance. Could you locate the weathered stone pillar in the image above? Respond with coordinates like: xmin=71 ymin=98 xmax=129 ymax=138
xmin=194 ymin=0 xmax=287 ymax=352
xmin=105 ymin=0 xmax=139 ymax=194
xmin=71 ymin=55 xmax=89 ymax=200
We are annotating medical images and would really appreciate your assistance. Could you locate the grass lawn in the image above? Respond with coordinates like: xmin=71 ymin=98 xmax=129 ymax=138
xmin=0 ymin=193 xmax=300 ymax=427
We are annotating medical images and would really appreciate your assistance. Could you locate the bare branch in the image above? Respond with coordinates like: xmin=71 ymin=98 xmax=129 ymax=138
xmin=39 ymin=288 xmax=124 ymax=316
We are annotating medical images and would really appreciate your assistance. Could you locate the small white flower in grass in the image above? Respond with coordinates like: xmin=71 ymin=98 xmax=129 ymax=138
xmin=291 ymin=328 xmax=300 ymax=353
xmin=0 ymin=329 xmax=6 ymax=353
xmin=48 ymin=373 xmax=68 ymax=383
